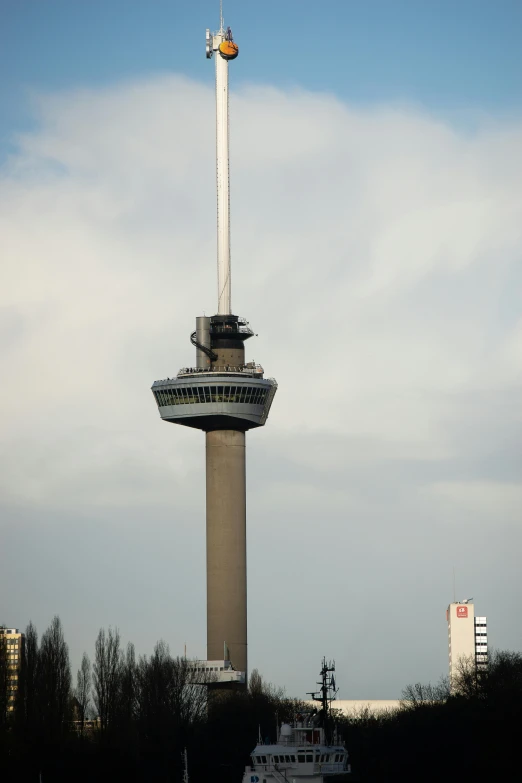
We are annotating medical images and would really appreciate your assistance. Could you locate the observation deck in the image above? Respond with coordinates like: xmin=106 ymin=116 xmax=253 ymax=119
xmin=152 ymin=364 xmax=277 ymax=432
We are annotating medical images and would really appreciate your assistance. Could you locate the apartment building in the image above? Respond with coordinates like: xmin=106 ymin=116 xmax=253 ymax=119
xmin=0 ymin=626 xmax=24 ymax=712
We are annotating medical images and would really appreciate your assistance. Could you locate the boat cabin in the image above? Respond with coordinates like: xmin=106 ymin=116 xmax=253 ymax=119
xmin=243 ymin=720 xmax=350 ymax=783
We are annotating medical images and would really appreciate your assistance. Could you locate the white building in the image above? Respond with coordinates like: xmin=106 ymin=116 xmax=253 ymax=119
xmin=447 ymin=601 xmax=488 ymax=686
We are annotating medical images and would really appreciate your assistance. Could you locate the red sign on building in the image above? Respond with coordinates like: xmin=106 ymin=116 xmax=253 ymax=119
xmin=456 ymin=606 xmax=468 ymax=618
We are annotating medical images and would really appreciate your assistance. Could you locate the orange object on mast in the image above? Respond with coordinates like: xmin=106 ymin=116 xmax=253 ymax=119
xmin=219 ymin=40 xmax=238 ymax=60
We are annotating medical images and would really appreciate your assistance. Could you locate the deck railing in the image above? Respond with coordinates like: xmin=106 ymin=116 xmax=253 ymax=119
xmin=177 ymin=364 xmax=264 ymax=377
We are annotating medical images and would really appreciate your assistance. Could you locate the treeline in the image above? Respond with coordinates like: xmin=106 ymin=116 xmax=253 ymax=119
xmin=1 ymin=618 xmax=521 ymax=782
xmin=0 ymin=617 xmax=299 ymax=782
xmin=336 ymin=649 xmax=522 ymax=782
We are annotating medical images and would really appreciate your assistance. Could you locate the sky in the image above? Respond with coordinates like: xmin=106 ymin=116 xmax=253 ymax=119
xmin=1 ymin=0 xmax=521 ymax=700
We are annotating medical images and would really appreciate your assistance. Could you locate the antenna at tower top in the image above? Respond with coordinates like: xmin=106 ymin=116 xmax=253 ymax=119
xmin=207 ymin=0 xmax=238 ymax=315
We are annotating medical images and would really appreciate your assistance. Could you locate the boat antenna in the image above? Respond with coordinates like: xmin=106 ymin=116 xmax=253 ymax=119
xmin=306 ymin=657 xmax=338 ymax=744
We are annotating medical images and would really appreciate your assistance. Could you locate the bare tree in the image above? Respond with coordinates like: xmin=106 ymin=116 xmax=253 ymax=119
xmin=135 ymin=644 xmax=209 ymax=753
xmin=176 ymin=655 xmax=210 ymax=726
xmin=21 ymin=621 xmax=39 ymax=733
xmin=248 ymin=668 xmax=264 ymax=697
xmin=75 ymin=652 xmax=92 ymax=735
xmin=116 ymin=642 xmax=138 ymax=744
xmin=93 ymin=627 xmax=122 ymax=739
xmin=451 ymin=654 xmax=484 ymax=698
xmin=400 ymin=676 xmax=450 ymax=709
xmin=248 ymin=667 xmax=286 ymax=701
xmin=135 ymin=640 xmax=173 ymax=750
xmin=37 ymin=616 xmax=72 ymax=740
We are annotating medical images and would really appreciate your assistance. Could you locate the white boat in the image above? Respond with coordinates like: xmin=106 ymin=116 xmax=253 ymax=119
xmin=242 ymin=660 xmax=351 ymax=783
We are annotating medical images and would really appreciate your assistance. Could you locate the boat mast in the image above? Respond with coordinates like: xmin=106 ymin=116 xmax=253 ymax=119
xmin=307 ymin=658 xmax=339 ymax=743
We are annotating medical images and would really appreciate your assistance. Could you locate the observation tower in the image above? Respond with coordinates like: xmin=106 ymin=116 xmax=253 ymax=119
xmin=151 ymin=5 xmax=277 ymax=683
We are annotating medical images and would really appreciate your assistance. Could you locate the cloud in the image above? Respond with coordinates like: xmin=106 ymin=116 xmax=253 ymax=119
xmin=1 ymin=75 xmax=521 ymax=696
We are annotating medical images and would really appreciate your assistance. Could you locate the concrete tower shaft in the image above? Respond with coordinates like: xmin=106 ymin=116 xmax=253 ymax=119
xmin=206 ymin=430 xmax=246 ymax=671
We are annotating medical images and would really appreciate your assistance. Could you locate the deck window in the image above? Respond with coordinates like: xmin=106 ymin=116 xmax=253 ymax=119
xmin=156 ymin=385 xmax=268 ymax=406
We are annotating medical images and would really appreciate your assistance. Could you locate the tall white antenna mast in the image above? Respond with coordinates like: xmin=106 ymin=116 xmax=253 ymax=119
xmin=206 ymin=3 xmax=238 ymax=315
